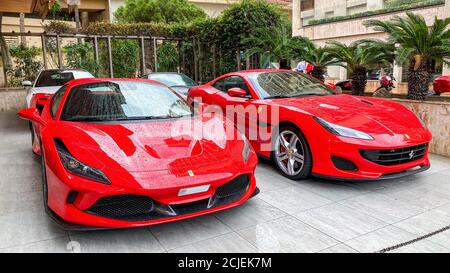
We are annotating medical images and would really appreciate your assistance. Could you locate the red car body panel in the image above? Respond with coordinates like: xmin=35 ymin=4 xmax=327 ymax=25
xmin=187 ymin=69 xmax=432 ymax=180
xmin=325 ymin=82 xmax=336 ymax=90
xmin=433 ymin=75 xmax=450 ymax=94
xmin=19 ymin=78 xmax=258 ymax=228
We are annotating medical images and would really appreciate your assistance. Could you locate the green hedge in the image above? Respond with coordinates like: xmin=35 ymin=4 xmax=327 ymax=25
xmin=63 ymin=43 xmax=99 ymax=76
xmin=7 ymin=45 xmax=42 ymax=86
xmin=44 ymin=21 xmax=187 ymax=38
xmin=307 ymin=0 xmax=445 ymax=26
xmin=41 ymin=0 xmax=287 ymax=82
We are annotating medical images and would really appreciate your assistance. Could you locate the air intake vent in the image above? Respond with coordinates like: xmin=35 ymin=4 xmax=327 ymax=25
xmin=86 ymin=195 xmax=154 ymax=221
xmin=360 ymin=143 xmax=428 ymax=166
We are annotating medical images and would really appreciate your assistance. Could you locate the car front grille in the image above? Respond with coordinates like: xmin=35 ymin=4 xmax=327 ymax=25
xmin=85 ymin=174 xmax=250 ymax=221
xmin=360 ymin=143 xmax=428 ymax=166
xmin=86 ymin=195 xmax=154 ymax=221
xmin=215 ymin=174 xmax=249 ymax=198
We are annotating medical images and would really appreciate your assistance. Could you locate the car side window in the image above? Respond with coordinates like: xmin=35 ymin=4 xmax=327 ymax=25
xmin=224 ymin=76 xmax=251 ymax=96
xmin=50 ymin=85 xmax=68 ymax=119
xmin=213 ymin=78 xmax=226 ymax=92
xmin=213 ymin=76 xmax=251 ymax=96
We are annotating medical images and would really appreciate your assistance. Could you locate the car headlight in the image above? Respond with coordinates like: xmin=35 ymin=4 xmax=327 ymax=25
xmin=240 ymin=132 xmax=250 ymax=163
xmin=313 ymin=116 xmax=374 ymax=140
xmin=54 ymin=139 xmax=111 ymax=184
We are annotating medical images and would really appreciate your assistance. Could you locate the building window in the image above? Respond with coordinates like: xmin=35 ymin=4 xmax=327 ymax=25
xmin=324 ymin=11 xmax=334 ymax=18
xmin=301 ymin=0 xmax=315 ymax=11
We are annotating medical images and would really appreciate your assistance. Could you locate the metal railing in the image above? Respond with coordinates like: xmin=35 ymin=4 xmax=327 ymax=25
xmin=0 ymin=32 xmax=188 ymax=86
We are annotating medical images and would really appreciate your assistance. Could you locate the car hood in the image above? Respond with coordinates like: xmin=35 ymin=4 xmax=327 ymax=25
xmin=56 ymin=116 xmax=243 ymax=174
xmin=272 ymin=94 xmax=429 ymax=140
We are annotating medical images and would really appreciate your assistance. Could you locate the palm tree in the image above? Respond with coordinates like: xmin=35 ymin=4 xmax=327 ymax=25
xmin=364 ymin=12 xmax=450 ymax=100
xmin=328 ymin=40 xmax=394 ymax=96
xmin=244 ymin=24 xmax=301 ymax=69
xmin=296 ymin=38 xmax=341 ymax=82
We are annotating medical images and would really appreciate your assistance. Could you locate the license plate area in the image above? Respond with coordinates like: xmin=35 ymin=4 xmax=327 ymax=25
xmin=178 ymin=184 xmax=210 ymax=196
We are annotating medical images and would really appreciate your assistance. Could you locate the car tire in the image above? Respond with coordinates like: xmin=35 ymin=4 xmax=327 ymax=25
xmin=272 ymin=125 xmax=312 ymax=180
xmin=29 ymin=121 xmax=35 ymax=145
xmin=40 ymin=143 xmax=49 ymax=208
xmin=29 ymin=122 xmax=40 ymax=156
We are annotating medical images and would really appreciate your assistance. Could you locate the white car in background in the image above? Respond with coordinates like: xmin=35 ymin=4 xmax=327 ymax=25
xmin=24 ymin=69 xmax=94 ymax=107
xmin=142 ymin=72 xmax=196 ymax=99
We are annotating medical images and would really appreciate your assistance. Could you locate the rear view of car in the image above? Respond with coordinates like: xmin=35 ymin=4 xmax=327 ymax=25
xmin=25 ymin=69 xmax=94 ymax=107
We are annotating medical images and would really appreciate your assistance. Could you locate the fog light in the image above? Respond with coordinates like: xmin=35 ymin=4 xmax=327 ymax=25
xmin=331 ymin=156 xmax=358 ymax=172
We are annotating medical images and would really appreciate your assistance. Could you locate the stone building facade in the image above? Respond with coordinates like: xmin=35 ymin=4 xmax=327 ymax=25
xmin=292 ymin=0 xmax=450 ymax=90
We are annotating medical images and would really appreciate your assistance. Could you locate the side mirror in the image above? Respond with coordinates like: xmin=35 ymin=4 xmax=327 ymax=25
xmin=33 ymin=93 xmax=50 ymax=113
xmin=227 ymin=87 xmax=247 ymax=98
xmin=17 ymin=108 xmax=47 ymax=126
xmin=22 ymin=80 xmax=32 ymax=87
xmin=36 ymin=96 xmax=49 ymax=107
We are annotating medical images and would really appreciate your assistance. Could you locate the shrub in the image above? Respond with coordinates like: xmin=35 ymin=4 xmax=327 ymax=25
xmin=110 ymin=39 xmax=140 ymax=78
xmin=220 ymin=0 xmax=287 ymax=50
xmin=82 ymin=21 xmax=182 ymax=37
xmin=40 ymin=0 xmax=290 ymax=82
xmin=114 ymin=0 xmax=207 ymax=24
xmin=43 ymin=21 xmax=74 ymax=34
xmin=157 ymin=42 xmax=179 ymax=72
xmin=7 ymin=45 xmax=42 ymax=86
xmin=63 ymin=42 xmax=99 ymax=76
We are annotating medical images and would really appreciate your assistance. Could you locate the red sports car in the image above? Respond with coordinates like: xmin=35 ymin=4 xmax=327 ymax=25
xmin=187 ymin=69 xmax=432 ymax=180
xmin=433 ymin=75 xmax=450 ymax=95
xmin=18 ymin=78 xmax=258 ymax=229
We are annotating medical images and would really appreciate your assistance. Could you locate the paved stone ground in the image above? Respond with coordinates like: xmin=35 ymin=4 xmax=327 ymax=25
xmin=1 ymin=110 xmax=450 ymax=253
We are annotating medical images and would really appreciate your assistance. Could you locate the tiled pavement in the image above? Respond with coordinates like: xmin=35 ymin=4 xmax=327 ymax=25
xmin=1 ymin=111 xmax=450 ymax=253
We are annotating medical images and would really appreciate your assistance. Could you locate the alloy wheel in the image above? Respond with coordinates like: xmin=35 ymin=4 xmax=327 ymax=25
xmin=274 ymin=130 xmax=305 ymax=176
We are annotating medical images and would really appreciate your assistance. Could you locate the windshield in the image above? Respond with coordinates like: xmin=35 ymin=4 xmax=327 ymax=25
xmin=148 ymin=73 xmax=195 ymax=87
xmin=248 ymin=71 xmax=334 ymax=99
xmin=35 ymin=71 xmax=75 ymax=87
xmin=61 ymin=81 xmax=192 ymax=122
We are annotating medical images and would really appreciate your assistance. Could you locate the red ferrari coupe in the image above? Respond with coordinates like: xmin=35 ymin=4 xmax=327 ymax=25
xmin=187 ymin=69 xmax=432 ymax=180
xmin=18 ymin=78 xmax=258 ymax=229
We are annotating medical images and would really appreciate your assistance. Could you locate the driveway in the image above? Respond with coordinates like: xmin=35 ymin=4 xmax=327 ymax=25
xmin=1 ymin=110 xmax=450 ymax=253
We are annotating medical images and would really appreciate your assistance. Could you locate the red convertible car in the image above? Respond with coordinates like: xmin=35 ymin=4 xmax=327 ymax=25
xmin=187 ymin=69 xmax=432 ymax=181
xmin=18 ymin=78 xmax=258 ymax=229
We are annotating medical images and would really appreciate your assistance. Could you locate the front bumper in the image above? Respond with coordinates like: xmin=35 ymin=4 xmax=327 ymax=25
xmin=313 ymin=164 xmax=430 ymax=181
xmin=310 ymin=138 xmax=431 ymax=180
xmin=46 ymin=171 xmax=257 ymax=230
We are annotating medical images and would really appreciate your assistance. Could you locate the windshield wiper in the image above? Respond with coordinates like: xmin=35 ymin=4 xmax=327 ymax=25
xmin=66 ymin=114 xmax=190 ymax=122
xmin=291 ymin=92 xmax=329 ymax=97
xmin=65 ymin=117 xmax=107 ymax=122
xmin=264 ymin=95 xmax=289 ymax=99
xmin=114 ymin=114 xmax=190 ymax=121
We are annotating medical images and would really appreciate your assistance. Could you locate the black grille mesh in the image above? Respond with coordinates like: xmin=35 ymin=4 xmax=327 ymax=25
xmin=360 ymin=143 xmax=428 ymax=166
xmin=215 ymin=174 xmax=249 ymax=198
xmin=85 ymin=174 xmax=250 ymax=221
xmin=86 ymin=195 xmax=154 ymax=221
